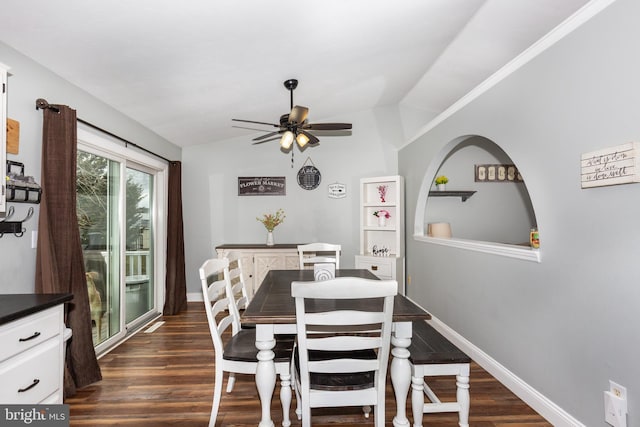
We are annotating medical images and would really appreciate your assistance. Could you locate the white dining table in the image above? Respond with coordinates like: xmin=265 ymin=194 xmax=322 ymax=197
xmin=241 ymin=269 xmax=431 ymax=427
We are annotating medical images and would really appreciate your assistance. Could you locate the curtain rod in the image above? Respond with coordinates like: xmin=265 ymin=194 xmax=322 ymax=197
xmin=35 ymin=98 xmax=173 ymax=163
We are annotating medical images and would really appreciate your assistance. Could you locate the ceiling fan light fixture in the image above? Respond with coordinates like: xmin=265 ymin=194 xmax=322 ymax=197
xmin=296 ymin=132 xmax=309 ymax=148
xmin=280 ymin=131 xmax=294 ymax=149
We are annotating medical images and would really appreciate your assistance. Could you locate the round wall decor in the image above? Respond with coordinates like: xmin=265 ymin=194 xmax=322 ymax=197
xmin=297 ymin=159 xmax=321 ymax=190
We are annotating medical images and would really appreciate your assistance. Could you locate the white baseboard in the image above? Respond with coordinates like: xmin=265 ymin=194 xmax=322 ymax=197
xmin=187 ymin=292 xmax=203 ymax=302
xmin=427 ymin=315 xmax=585 ymax=427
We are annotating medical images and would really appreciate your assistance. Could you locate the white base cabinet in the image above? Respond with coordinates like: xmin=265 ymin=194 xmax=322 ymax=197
xmin=0 ymin=295 xmax=72 ymax=404
xmin=215 ymin=244 xmax=301 ymax=297
xmin=355 ymin=255 xmax=404 ymax=294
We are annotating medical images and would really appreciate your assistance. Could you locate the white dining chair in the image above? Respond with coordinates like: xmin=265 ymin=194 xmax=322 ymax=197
xmin=225 ymin=250 xmax=250 ymax=311
xmin=297 ymin=243 xmax=341 ymax=270
xmin=199 ymin=257 xmax=295 ymax=427
xmin=291 ymin=276 xmax=397 ymax=427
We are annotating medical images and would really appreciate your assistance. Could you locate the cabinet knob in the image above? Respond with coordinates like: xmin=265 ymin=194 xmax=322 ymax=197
xmin=371 ymin=265 xmax=378 ymax=271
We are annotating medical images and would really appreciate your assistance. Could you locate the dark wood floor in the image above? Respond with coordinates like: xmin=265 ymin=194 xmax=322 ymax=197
xmin=67 ymin=302 xmax=552 ymax=427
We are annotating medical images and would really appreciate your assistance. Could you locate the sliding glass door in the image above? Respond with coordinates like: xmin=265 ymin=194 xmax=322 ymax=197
xmin=76 ymin=128 xmax=166 ymax=350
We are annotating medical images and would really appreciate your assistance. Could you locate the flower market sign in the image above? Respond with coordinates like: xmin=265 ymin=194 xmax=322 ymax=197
xmin=238 ymin=177 xmax=286 ymax=196
xmin=581 ymin=142 xmax=640 ymax=188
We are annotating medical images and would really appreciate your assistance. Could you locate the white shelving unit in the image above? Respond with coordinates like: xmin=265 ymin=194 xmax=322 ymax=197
xmin=0 ymin=63 xmax=8 ymax=213
xmin=355 ymin=175 xmax=405 ymax=294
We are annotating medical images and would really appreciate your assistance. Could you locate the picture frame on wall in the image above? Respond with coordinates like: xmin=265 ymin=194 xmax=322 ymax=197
xmin=238 ymin=176 xmax=286 ymax=196
xmin=475 ymin=164 xmax=523 ymax=182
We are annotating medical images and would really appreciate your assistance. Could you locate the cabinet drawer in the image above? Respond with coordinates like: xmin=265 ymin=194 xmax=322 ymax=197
xmin=0 ymin=338 xmax=61 ymax=404
xmin=0 ymin=308 xmax=61 ymax=363
xmin=356 ymin=258 xmax=393 ymax=278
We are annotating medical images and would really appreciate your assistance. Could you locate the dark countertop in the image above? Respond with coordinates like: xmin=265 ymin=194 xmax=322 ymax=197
xmin=0 ymin=293 xmax=73 ymax=326
xmin=216 ymin=243 xmax=306 ymax=250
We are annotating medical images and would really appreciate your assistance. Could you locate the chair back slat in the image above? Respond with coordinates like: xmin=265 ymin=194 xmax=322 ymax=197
xmin=297 ymin=242 xmax=341 ymax=270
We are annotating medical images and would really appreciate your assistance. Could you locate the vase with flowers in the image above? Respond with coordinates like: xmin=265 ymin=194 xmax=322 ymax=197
xmin=257 ymin=208 xmax=285 ymax=246
xmin=435 ymin=175 xmax=448 ymax=191
xmin=373 ymin=209 xmax=391 ymax=227
xmin=377 ymin=185 xmax=388 ymax=203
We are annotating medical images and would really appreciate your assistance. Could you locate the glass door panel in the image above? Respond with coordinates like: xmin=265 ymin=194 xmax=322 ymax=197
xmin=125 ymin=167 xmax=155 ymax=324
xmin=77 ymin=151 xmax=122 ymax=346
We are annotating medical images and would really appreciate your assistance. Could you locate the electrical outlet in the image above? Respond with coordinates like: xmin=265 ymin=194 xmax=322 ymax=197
xmin=610 ymin=381 xmax=627 ymax=400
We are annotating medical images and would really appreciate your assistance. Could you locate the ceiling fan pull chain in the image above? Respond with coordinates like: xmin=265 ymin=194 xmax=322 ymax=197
xmin=291 ymin=150 xmax=294 ymax=168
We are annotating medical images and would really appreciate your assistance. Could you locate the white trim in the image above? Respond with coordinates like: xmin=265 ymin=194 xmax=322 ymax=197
xmin=425 ymin=315 xmax=585 ymax=427
xmin=401 ymin=0 xmax=619 ymax=149
xmin=187 ymin=292 xmax=203 ymax=302
xmin=413 ymin=235 xmax=541 ymax=262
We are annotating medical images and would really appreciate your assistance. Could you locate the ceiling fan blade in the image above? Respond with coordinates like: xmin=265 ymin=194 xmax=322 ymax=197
xmin=288 ymin=106 xmax=309 ymax=124
xmin=233 ymin=125 xmax=276 ymax=132
xmin=253 ymin=131 xmax=281 ymax=141
xmin=232 ymin=118 xmax=280 ymax=128
xmin=299 ymin=130 xmax=320 ymax=145
xmin=252 ymin=136 xmax=281 ymax=145
xmin=303 ymin=122 xmax=352 ymax=131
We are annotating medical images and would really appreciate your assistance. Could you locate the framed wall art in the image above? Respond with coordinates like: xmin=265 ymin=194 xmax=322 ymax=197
xmin=238 ymin=176 xmax=286 ymax=196
xmin=475 ymin=164 xmax=523 ymax=182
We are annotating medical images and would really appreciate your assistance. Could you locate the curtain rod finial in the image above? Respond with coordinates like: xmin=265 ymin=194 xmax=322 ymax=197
xmin=36 ymin=98 xmax=49 ymax=110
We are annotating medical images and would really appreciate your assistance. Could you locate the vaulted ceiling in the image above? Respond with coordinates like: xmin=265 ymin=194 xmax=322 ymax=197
xmin=0 ymin=0 xmax=591 ymax=148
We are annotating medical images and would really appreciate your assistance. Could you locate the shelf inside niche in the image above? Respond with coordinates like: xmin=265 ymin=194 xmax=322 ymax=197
xmin=428 ymin=190 xmax=476 ymax=202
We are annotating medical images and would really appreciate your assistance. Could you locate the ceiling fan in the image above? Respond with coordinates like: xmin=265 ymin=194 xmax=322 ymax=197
xmin=232 ymin=79 xmax=352 ymax=149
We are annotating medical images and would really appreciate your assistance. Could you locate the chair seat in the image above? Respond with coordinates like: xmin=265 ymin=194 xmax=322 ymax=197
xmin=224 ymin=329 xmax=295 ymax=362
xmin=295 ymin=349 xmax=377 ymax=391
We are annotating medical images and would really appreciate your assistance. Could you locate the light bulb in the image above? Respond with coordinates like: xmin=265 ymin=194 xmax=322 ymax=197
xmin=296 ymin=132 xmax=310 ymax=148
xmin=280 ymin=131 xmax=294 ymax=149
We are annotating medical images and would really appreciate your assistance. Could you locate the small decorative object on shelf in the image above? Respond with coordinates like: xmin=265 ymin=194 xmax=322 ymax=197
xmin=435 ymin=175 xmax=449 ymax=191
xmin=530 ymin=228 xmax=540 ymax=248
xmin=377 ymin=185 xmax=387 ymax=203
xmin=373 ymin=209 xmax=390 ymax=227
xmin=257 ymin=208 xmax=285 ymax=246
xmin=372 ymin=244 xmax=390 ymax=257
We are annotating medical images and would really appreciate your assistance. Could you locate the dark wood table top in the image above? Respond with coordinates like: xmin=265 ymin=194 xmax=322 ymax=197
xmin=242 ymin=269 xmax=431 ymax=324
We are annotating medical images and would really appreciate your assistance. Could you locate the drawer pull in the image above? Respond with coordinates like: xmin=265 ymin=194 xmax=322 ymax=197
xmin=18 ymin=379 xmax=40 ymax=393
xmin=19 ymin=331 xmax=41 ymax=342
xmin=371 ymin=265 xmax=378 ymax=271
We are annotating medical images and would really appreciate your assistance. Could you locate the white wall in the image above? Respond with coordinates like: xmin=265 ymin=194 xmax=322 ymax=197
xmin=0 ymin=42 xmax=180 ymax=293
xmin=400 ymin=0 xmax=638 ymax=425
xmin=181 ymin=107 xmax=403 ymax=294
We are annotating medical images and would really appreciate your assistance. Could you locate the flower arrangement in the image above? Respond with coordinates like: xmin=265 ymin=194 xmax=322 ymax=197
xmin=377 ymin=185 xmax=387 ymax=203
xmin=435 ymin=175 xmax=449 ymax=185
xmin=257 ymin=208 xmax=285 ymax=232
xmin=373 ymin=209 xmax=391 ymax=219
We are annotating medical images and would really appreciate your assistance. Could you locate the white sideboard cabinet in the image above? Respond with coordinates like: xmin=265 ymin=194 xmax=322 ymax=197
xmin=215 ymin=244 xmax=301 ymax=297
xmin=0 ymin=294 xmax=73 ymax=404
xmin=355 ymin=175 xmax=405 ymax=294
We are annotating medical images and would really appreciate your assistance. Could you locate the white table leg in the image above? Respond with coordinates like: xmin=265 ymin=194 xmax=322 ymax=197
xmin=280 ymin=371 xmax=292 ymax=427
xmin=411 ymin=374 xmax=424 ymax=427
xmin=256 ymin=324 xmax=276 ymax=427
xmin=391 ymin=321 xmax=412 ymax=427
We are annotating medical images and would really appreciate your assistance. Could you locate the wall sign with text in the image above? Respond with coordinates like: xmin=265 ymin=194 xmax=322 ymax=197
xmin=238 ymin=177 xmax=286 ymax=196
xmin=475 ymin=164 xmax=523 ymax=182
xmin=581 ymin=142 xmax=640 ymax=188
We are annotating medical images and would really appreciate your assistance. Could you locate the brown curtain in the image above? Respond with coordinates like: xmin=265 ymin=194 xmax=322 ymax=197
xmin=163 ymin=161 xmax=187 ymax=315
xmin=35 ymin=105 xmax=102 ymax=396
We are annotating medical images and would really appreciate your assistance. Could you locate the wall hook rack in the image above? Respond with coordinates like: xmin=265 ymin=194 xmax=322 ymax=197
xmin=0 ymin=206 xmax=15 ymax=222
xmin=0 ymin=206 xmax=34 ymax=238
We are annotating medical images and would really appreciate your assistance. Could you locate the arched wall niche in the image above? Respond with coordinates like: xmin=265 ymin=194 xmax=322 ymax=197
xmin=414 ymin=134 xmax=540 ymax=262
